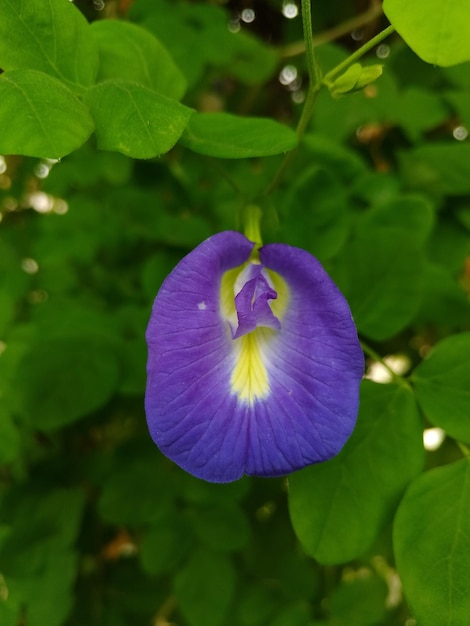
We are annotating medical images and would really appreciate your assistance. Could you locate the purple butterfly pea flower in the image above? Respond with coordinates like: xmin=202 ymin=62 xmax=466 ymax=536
xmin=145 ymin=231 xmax=363 ymax=483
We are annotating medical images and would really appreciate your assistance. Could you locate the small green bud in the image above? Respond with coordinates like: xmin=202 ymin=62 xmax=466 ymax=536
xmin=327 ymin=63 xmax=383 ymax=98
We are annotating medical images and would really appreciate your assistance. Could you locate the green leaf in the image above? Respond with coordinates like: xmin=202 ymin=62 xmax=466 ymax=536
xmin=396 ymin=88 xmax=448 ymax=142
xmin=360 ymin=195 xmax=434 ymax=245
xmin=190 ymin=503 xmax=250 ymax=552
xmin=236 ymin=583 xmax=280 ymax=625
xmin=283 ymin=167 xmax=349 ymax=262
xmin=98 ymin=447 xmax=176 ymax=525
xmin=0 ymin=70 xmax=94 ymax=159
xmin=91 ymin=20 xmax=186 ymax=100
xmin=0 ymin=291 xmax=15 ymax=335
xmin=0 ymin=487 xmax=85 ymax=576
xmin=85 ymin=79 xmax=193 ymax=158
xmin=0 ymin=601 xmax=17 ymax=626
xmin=313 ymin=71 xmax=399 ymax=142
xmin=413 ymin=333 xmax=470 ymax=443
xmin=394 ymin=458 xmax=470 ymax=626
xmin=271 ymin=603 xmax=313 ymax=626
xmin=228 ymin=31 xmax=278 ymax=85
xmin=16 ymin=335 xmax=120 ymax=430
xmin=303 ymin=134 xmax=367 ymax=183
xmin=399 ymin=143 xmax=470 ymax=196
xmin=414 ymin=263 xmax=470 ymax=329
xmin=328 ymin=575 xmax=388 ymax=626
xmin=288 ymin=381 xmax=424 ymax=564
xmin=0 ymin=407 xmax=20 ymax=466
xmin=0 ymin=0 xmax=98 ymax=89
xmin=383 ymin=0 xmax=470 ymax=66
xmin=131 ymin=1 xmax=235 ymax=88
xmin=14 ymin=551 xmax=78 ymax=626
xmin=443 ymin=61 xmax=470 ymax=88
xmin=180 ymin=112 xmax=298 ymax=158
xmin=445 ymin=91 xmax=470 ymax=127
xmin=140 ymin=520 xmax=191 ymax=575
xmin=175 ymin=549 xmax=236 ymax=626
xmin=333 ymin=196 xmax=432 ymax=340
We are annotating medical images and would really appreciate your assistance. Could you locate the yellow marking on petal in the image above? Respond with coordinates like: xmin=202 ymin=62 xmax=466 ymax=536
xmin=220 ymin=264 xmax=242 ymax=323
xmin=220 ymin=264 xmax=290 ymax=405
xmin=230 ymin=328 xmax=271 ymax=404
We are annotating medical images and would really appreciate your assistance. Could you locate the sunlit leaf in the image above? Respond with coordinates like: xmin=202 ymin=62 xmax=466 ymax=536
xmin=180 ymin=112 xmax=298 ymax=158
xmin=0 ymin=70 xmax=94 ymax=158
xmin=91 ymin=20 xmax=186 ymax=100
xmin=85 ymin=79 xmax=193 ymax=158
xmin=384 ymin=0 xmax=470 ymax=66
xmin=0 ymin=0 xmax=99 ymax=89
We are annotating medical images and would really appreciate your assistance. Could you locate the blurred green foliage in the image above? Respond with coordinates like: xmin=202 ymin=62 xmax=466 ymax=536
xmin=1 ymin=1 xmax=470 ymax=625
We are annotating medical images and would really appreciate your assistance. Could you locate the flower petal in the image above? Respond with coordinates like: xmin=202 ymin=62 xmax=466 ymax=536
xmin=232 ymin=263 xmax=281 ymax=338
xmin=145 ymin=232 xmax=363 ymax=482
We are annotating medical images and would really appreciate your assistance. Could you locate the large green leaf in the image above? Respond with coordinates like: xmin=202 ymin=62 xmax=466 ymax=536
xmin=228 ymin=31 xmax=278 ymax=85
xmin=131 ymin=1 xmax=277 ymax=87
xmin=395 ymin=87 xmax=448 ymax=142
xmin=0 ymin=70 xmax=94 ymax=158
xmin=383 ymin=0 xmax=470 ymax=66
xmin=91 ymin=20 xmax=186 ymax=100
xmin=332 ymin=196 xmax=432 ymax=340
xmin=288 ymin=381 xmax=424 ymax=564
xmin=283 ymin=167 xmax=349 ymax=262
xmin=140 ymin=520 xmax=191 ymax=575
xmin=189 ymin=503 xmax=250 ymax=552
xmin=399 ymin=143 xmax=470 ymax=196
xmin=0 ymin=0 xmax=98 ymax=89
xmin=394 ymin=458 xmax=470 ymax=625
xmin=412 ymin=333 xmax=470 ymax=443
xmin=328 ymin=575 xmax=389 ymax=626
xmin=16 ymin=335 xmax=120 ymax=430
xmin=0 ymin=407 xmax=20 ymax=466
xmin=175 ymin=549 xmax=236 ymax=626
xmin=180 ymin=112 xmax=298 ymax=158
xmin=85 ymin=79 xmax=193 ymax=158
xmin=98 ymin=446 xmax=177 ymax=525
xmin=0 ymin=486 xmax=82 ymax=626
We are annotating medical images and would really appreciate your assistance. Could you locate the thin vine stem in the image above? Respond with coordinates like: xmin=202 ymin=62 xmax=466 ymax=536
xmin=324 ymin=24 xmax=395 ymax=83
xmin=263 ymin=0 xmax=322 ymax=197
xmin=457 ymin=441 xmax=470 ymax=458
xmin=301 ymin=0 xmax=322 ymax=91
xmin=360 ymin=340 xmax=407 ymax=385
xmin=281 ymin=0 xmax=383 ymax=58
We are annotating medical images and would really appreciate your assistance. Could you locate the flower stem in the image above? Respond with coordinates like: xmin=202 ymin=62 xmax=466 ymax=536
xmin=243 ymin=204 xmax=263 ymax=245
xmin=263 ymin=0 xmax=322 ymax=197
xmin=457 ymin=441 xmax=470 ymax=458
xmin=281 ymin=0 xmax=383 ymax=58
xmin=301 ymin=0 xmax=323 ymax=92
xmin=324 ymin=24 xmax=395 ymax=83
xmin=360 ymin=340 xmax=407 ymax=385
